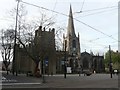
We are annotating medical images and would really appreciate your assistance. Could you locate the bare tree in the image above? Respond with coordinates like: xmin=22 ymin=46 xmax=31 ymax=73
xmin=9 ymin=4 xmax=56 ymax=76
xmin=1 ymin=29 xmax=14 ymax=74
xmin=17 ymin=27 xmax=55 ymax=76
xmin=55 ymin=26 xmax=66 ymax=51
xmin=4 ymin=3 xmax=64 ymax=76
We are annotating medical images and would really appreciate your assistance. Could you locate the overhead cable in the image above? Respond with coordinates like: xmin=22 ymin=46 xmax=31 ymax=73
xmin=20 ymin=0 xmax=119 ymax=43
xmin=75 ymin=5 xmax=117 ymax=13
xmin=80 ymin=0 xmax=85 ymax=12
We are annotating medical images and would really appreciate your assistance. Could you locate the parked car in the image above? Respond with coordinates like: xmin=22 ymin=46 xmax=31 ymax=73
xmin=113 ymin=69 xmax=119 ymax=75
xmin=83 ymin=70 xmax=92 ymax=76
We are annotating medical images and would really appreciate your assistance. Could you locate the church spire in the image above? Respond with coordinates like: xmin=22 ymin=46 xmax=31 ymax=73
xmin=67 ymin=5 xmax=76 ymax=38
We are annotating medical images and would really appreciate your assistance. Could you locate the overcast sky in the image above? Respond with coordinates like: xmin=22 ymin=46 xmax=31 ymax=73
xmin=0 ymin=0 xmax=119 ymax=61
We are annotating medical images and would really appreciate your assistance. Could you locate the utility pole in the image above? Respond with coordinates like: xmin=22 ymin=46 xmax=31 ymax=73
xmin=64 ymin=40 xmax=67 ymax=78
xmin=109 ymin=45 xmax=112 ymax=78
xmin=12 ymin=0 xmax=20 ymax=76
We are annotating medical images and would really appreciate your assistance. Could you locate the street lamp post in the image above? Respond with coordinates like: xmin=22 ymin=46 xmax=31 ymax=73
xmin=64 ymin=40 xmax=67 ymax=78
xmin=42 ymin=59 xmax=46 ymax=83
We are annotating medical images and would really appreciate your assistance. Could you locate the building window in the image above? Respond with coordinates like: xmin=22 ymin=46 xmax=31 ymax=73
xmin=72 ymin=40 xmax=76 ymax=48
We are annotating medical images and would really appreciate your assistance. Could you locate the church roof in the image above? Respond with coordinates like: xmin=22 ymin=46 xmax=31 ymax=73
xmin=81 ymin=51 xmax=91 ymax=56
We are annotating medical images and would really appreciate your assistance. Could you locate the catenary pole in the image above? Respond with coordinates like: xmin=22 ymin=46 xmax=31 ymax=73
xmin=12 ymin=0 xmax=20 ymax=76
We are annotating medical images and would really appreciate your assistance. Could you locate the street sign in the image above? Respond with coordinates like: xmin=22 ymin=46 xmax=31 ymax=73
xmin=45 ymin=57 xmax=48 ymax=66
xmin=67 ymin=67 xmax=72 ymax=73
xmin=61 ymin=61 xmax=64 ymax=65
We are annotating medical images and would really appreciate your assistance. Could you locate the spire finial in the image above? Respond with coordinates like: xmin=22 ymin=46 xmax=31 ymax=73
xmin=78 ymin=32 xmax=79 ymax=37
xmin=69 ymin=4 xmax=72 ymax=17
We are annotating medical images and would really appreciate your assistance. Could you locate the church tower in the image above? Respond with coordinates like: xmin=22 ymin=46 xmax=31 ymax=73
xmin=63 ymin=5 xmax=81 ymax=73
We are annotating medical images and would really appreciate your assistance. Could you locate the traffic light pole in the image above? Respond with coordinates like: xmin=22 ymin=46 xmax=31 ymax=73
xmin=109 ymin=45 xmax=112 ymax=78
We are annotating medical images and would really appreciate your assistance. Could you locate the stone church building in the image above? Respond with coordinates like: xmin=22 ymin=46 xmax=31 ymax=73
xmin=63 ymin=5 xmax=81 ymax=73
xmin=13 ymin=5 xmax=105 ymax=75
xmin=81 ymin=51 xmax=105 ymax=73
xmin=60 ymin=5 xmax=105 ymax=73
xmin=14 ymin=26 xmax=56 ymax=75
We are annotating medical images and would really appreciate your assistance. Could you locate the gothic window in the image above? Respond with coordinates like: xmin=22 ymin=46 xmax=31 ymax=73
xmin=72 ymin=40 xmax=76 ymax=48
xmin=70 ymin=59 xmax=73 ymax=67
xmin=83 ymin=57 xmax=89 ymax=69
xmin=93 ymin=59 xmax=97 ymax=69
xmin=100 ymin=59 xmax=103 ymax=68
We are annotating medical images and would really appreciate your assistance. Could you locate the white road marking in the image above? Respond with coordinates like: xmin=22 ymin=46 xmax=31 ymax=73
xmin=2 ymin=83 xmax=41 ymax=86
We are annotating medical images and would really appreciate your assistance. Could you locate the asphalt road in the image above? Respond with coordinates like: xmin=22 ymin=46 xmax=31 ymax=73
xmin=1 ymin=72 xmax=119 ymax=89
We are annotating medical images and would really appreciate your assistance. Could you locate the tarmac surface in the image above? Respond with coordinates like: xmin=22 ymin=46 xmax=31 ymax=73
xmin=1 ymin=72 xmax=119 ymax=90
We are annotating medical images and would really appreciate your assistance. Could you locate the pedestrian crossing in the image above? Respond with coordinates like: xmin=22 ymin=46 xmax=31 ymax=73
xmin=1 ymin=76 xmax=17 ymax=83
xmin=1 ymin=76 xmax=41 ymax=86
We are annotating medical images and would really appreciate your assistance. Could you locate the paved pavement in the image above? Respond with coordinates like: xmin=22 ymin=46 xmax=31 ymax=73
xmin=1 ymin=72 xmax=119 ymax=89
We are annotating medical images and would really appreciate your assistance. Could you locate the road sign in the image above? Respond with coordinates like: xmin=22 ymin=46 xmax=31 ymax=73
xmin=45 ymin=57 xmax=48 ymax=66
